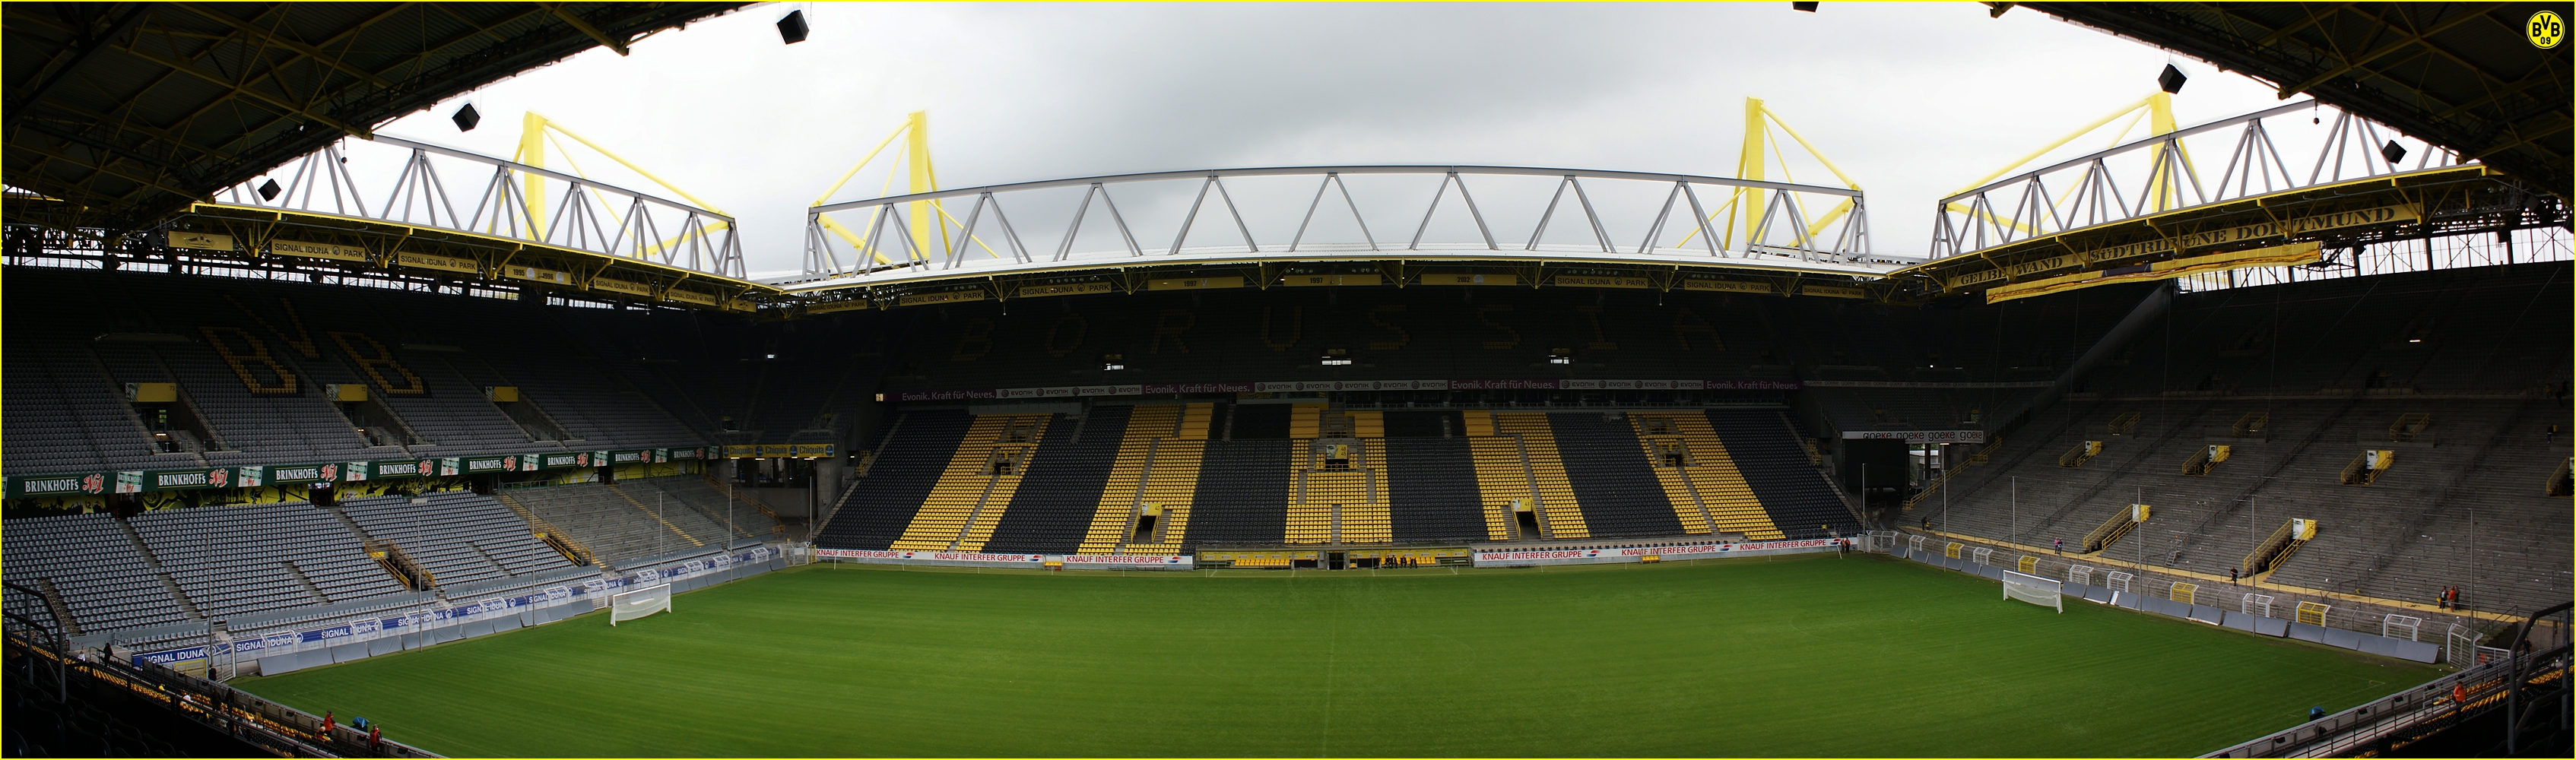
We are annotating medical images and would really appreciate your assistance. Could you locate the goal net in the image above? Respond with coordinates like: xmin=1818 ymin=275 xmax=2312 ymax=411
xmin=2001 ymin=570 xmax=2064 ymax=613
xmin=611 ymin=584 xmax=673 ymax=625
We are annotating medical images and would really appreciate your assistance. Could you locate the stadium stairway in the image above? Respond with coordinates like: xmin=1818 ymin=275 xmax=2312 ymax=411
xmin=1706 ymin=410 xmax=1858 ymax=537
xmin=338 ymin=492 xmax=576 ymax=587
xmin=1284 ymin=407 xmax=1392 ymax=544
xmin=1121 ymin=404 xmax=1211 ymax=553
xmin=1075 ymin=404 xmax=1211 ymax=553
xmin=1493 ymin=413 xmax=1591 ymax=540
xmin=980 ymin=408 xmax=1133 ymax=554
xmin=129 ymin=502 xmax=408 ymax=620
xmin=813 ymin=410 xmax=972 ymax=549
xmin=1458 ymin=410 xmax=1537 ymax=540
xmin=1630 ymin=412 xmax=1784 ymax=539
xmin=889 ymin=414 xmax=1051 ymax=551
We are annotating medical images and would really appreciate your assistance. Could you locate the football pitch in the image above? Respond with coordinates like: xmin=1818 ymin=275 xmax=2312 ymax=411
xmin=237 ymin=554 xmax=2442 ymax=757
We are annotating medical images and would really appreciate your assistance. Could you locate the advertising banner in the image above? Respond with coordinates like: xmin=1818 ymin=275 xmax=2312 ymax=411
xmin=268 ymin=239 xmax=370 ymax=262
xmin=1058 ymin=554 xmax=1194 ymax=569
xmin=1841 ymin=429 xmax=1987 ymax=443
xmin=370 ymin=459 xmax=432 ymax=479
xmin=124 ymin=544 xmax=772 ymax=669
xmin=1474 ymin=538 xmax=1844 ymax=566
xmin=814 ymin=549 xmax=1048 ymax=566
xmin=6 ymin=472 xmax=109 ymax=498
xmin=144 ymin=467 xmax=232 ymax=491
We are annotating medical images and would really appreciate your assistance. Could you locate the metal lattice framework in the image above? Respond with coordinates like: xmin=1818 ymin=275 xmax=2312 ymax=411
xmin=2 ymin=2 xmax=748 ymax=235
xmin=2020 ymin=2 xmax=2570 ymax=199
xmin=208 ymin=134 xmax=745 ymax=278
xmin=1930 ymin=99 xmax=2473 ymax=260
xmin=796 ymin=166 xmax=1884 ymax=287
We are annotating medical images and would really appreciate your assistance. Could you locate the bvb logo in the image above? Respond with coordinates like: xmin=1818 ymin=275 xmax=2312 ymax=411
xmin=2533 ymin=11 xmax=2565 ymax=49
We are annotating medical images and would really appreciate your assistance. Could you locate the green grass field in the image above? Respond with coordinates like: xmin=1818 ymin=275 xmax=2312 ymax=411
xmin=237 ymin=554 xmax=2442 ymax=757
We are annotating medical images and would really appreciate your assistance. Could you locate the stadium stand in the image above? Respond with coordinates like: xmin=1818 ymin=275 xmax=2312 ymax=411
xmin=0 ymin=258 xmax=2550 ymax=677
xmin=982 ymin=408 xmax=1133 ymax=553
xmin=1918 ymin=264 xmax=2571 ymax=617
xmin=1549 ymin=413 xmax=1689 ymax=538
xmin=1706 ymin=410 xmax=1856 ymax=536
xmin=1495 ymin=413 xmax=1591 ymax=540
xmin=1185 ymin=439 xmax=1294 ymax=545
xmin=337 ymin=492 xmax=577 ymax=585
xmin=1382 ymin=438 xmax=1486 ymax=543
xmin=501 ymin=479 xmax=766 ymax=569
xmin=2 ymin=514 xmax=191 ymax=633
xmin=128 ymin=502 xmax=408 ymax=619
xmin=812 ymin=410 xmax=972 ymax=549
xmin=890 ymin=414 xmax=1048 ymax=550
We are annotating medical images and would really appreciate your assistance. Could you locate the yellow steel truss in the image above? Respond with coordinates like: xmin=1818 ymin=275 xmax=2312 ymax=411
xmin=511 ymin=111 xmax=733 ymax=261
xmin=1942 ymin=92 xmax=2191 ymax=236
xmin=1674 ymin=98 xmax=1862 ymax=252
xmin=811 ymin=111 xmax=988 ymax=267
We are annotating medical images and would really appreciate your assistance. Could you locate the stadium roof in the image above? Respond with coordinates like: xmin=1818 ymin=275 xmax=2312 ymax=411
xmin=3 ymin=2 xmax=748 ymax=236
xmin=2022 ymin=2 xmax=2571 ymax=199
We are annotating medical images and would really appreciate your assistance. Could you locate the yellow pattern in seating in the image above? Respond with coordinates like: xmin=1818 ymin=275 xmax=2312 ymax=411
xmin=891 ymin=414 xmax=1049 ymax=550
xmin=1629 ymin=413 xmax=1783 ymax=540
xmin=1495 ymin=413 xmax=1589 ymax=539
xmin=1076 ymin=404 xmax=1209 ymax=554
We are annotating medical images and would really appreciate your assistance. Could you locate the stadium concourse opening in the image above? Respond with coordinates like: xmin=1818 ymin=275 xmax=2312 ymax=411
xmin=5 ymin=2 xmax=2571 ymax=758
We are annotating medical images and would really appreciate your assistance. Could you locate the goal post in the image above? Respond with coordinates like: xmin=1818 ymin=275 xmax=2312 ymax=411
xmin=611 ymin=584 xmax=673 ymax=625
xmin=2002 ymin=570 xmax=2064 ymax=613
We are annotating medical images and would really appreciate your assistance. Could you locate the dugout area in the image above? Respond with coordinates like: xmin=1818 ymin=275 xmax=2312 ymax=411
xmin=235 ymin=553 xmax=2442 ymax=757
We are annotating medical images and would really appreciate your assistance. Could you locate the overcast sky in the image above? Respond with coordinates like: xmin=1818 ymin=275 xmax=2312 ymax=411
xmin=366 ymin=2 xmax=2298 ymax=277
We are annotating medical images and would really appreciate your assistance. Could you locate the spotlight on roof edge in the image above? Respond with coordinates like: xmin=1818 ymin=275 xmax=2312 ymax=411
xmin=778 ymin=10 xmax=809 ymax=44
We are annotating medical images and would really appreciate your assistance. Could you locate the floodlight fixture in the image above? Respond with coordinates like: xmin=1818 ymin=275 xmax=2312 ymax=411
xmin=778 ymin=10 xmax=809 ymax=44
xmin=2158 ymin=64 xmax=2188 ymax=94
